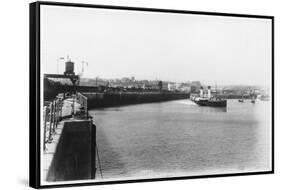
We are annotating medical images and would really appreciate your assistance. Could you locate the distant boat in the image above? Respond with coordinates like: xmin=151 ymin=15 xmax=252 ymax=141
xmin=193 ymin=97 xmax=227 ymax=107
xmin=238 ymin=95 xmax=244 ymax=103
xmin=251 ymin=97 xmax=256 ymax=103
xmin=260 ymin=95 xmax=270 ymax=101
xmin=192 ymin=86 xmax=227 ymax=108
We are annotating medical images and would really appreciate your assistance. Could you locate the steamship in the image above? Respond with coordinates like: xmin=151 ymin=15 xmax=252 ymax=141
xmin=191 ymin=86 xmax=227 ymax=108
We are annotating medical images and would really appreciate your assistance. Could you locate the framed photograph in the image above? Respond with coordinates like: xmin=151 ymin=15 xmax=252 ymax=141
xmin=29 ymin=1 xmax=274 ymax=188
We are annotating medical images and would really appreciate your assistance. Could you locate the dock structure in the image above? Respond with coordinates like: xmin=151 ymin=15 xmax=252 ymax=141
xmin=43 ymin=93 xmax=96 ymax=182
xmin=81 ymin=91 xmax=189 ymax=109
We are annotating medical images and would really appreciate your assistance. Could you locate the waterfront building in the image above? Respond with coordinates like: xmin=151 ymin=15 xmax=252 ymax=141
xmin=168 ymin=83 xmax=177 ymax=91
xmin=191 ymin=81 xmax=201 ymax=93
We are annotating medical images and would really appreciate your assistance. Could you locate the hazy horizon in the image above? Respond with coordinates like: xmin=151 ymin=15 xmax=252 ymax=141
xmin=75 ymin=76 xmax=268 ymax=88
xmin=41 ymin=5 xmax=272 ymax=87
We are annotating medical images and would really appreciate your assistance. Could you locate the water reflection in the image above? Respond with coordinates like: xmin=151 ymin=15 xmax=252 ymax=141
xmin=197 ymin=106 xmax=227 ymax=113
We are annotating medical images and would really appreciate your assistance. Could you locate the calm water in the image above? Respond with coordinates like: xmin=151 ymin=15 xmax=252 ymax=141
xmin=89 ymin=99 xmax=271 ymax=180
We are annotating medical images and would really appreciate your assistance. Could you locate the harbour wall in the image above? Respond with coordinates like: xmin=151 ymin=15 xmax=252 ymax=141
xmin=46 ymin=120 xmax=96 ymax=181
xmin=83 ymin=92 xmax=189 ymax=109
xmin=190 ymin=93 xmax=254 ymax=99
xmin=44 ymin=79 xmax=99 ymax=101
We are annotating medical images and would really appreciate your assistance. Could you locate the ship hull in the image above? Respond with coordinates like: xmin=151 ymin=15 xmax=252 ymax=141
xmin=205 ymin=100 xmax=227 ymax=107
xmin=193 ymin=98 xmax=227 ymax=108
xmin=194 ymin=99 xmax=208 ymax=106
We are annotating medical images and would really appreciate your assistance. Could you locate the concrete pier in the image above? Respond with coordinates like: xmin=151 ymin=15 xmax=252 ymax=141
xmin=83 ymin=91 xmax=189 ymax=109
xmin=43 ymin=96 xmax=96 ymax=182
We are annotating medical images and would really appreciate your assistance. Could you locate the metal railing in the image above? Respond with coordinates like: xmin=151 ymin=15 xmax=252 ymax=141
xmin=43 ymin=93 xmax=89 ymax=151
xmin=43 ymin=96 xmax=63 ymax=151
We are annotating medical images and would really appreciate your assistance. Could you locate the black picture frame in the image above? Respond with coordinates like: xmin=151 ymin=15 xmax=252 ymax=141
xmin=30 ymin=1 xmax=274 ymax=188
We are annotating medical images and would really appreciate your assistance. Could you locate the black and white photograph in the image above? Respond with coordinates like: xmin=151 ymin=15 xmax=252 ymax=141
xmin=29 ymin=1 xmax=273 ymax=188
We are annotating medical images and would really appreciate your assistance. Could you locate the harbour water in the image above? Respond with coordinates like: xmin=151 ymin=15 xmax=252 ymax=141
xmin=89 ymin=99 xmax=271 ymax=180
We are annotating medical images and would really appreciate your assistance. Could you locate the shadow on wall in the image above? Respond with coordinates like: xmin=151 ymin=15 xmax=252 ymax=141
xmin=46 ymin=120 xmax=96 ymax=181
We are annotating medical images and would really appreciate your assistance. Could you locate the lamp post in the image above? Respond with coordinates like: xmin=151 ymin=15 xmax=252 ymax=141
xmin=96 ymin=76 xmax=99 ymax=99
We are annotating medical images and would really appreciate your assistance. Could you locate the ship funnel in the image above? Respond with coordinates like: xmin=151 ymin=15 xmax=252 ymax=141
xmin=200 ymin=87 xmax=204 ymax=97
xmin=207 ymin=86 xmax=211 ymax=98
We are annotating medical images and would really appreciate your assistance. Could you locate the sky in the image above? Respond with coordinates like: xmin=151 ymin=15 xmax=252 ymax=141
xmin=41 ymin=5 xmax=272 ymax=86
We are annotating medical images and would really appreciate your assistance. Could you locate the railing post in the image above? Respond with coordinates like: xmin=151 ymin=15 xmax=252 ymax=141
xmin=52 ymin=100 xmax=56 ymax=133
xmin=56 ymin=99 xmax=59 ymax=127
xmin=59 ymin=98 xmax=63 ymax=119
xmin=85 ymin=97 xmax=88 ymax=118
xmin=45 ymin=97 xmax=64 ymax=149
xmin=48 ymin=102 xmax=53 ymax=142
xmin=55 ymin=99 xmax=58 ymax=129
xmin=43 ymin=106 xmax=47 ymax=151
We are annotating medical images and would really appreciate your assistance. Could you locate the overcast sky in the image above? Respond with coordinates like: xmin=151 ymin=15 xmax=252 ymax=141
xmin=41 ymin=5 xmax=272 ymax=86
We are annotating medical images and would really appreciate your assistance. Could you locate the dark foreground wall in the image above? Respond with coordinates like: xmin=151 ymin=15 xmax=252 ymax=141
xmin=83 ymin=92 xmax=189 ymax=109
xmin=47 ymin=120 xmax=96 ymax=181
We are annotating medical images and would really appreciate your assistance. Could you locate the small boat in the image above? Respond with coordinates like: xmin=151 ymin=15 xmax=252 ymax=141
xmin=251 ymin=94 xmax=256 ymax=103
xmin=260 ymin=95 xmax=270 ymax=101
xmin=238 ymin=94 xmax=245 ymax=103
